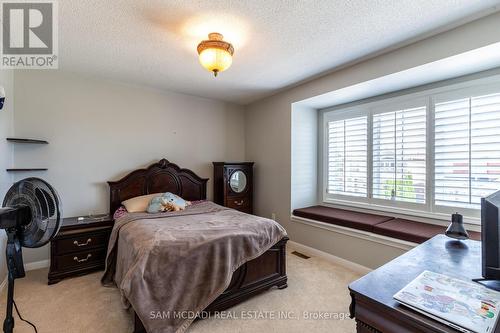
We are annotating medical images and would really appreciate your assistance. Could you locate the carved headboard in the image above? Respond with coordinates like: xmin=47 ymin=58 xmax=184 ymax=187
xmin=108 ymin=159 xmax=209 ymax=214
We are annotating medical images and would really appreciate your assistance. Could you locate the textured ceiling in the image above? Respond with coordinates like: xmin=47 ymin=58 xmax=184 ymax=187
xmin=60 ymin=0 xmax=500 ymax=105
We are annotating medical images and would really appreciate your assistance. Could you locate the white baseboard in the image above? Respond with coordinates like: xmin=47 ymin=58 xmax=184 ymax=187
xmin=0 ymin=276 xmax=6 ymax=293
xmin=288 ymin=240 xmax=372 ymax=275
xmin=24 ymin=259 xmax=50 ymax=271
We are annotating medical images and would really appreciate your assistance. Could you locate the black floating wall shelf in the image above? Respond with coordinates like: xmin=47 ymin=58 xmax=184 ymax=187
xmin=6 ymin=138 xmax=49 ymax=171
xmin=6 ymin=168 xmax=48 ymax=172
xmin=6 ymin=138 xmax=49 ymax=144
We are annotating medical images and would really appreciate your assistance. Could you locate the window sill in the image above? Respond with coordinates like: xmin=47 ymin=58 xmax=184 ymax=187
xmin=291 ymin=215 xmax=417 ymax=251
xmin=322 ymin=198 xmax=481 ymax=229
xmin=292 ymin=205 xmax=480 ymax=247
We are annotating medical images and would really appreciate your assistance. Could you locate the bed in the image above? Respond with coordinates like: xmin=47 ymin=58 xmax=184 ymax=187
xmin=104 ymin=159 xmax=288 ymax=333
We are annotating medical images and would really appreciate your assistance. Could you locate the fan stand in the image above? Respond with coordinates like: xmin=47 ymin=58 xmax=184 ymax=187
xmin=3 ymin=228 xmax=25 ymax=333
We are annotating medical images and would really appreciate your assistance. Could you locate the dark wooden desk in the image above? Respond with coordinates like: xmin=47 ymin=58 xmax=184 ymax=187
xmin=349 ymin=234 xmax=499 ymax=333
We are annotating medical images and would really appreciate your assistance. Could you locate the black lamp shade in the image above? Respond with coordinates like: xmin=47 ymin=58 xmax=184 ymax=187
xmin=445 ymin=212 xmax=469 ymax=240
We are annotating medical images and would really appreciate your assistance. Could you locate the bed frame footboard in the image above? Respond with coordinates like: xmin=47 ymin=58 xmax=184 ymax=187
xmin=133 ymin=236 xmax=289 ymax=333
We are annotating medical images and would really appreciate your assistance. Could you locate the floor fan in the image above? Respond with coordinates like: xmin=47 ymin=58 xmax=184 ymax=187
xmin=0 ymin=178 xmax=62 ymax=333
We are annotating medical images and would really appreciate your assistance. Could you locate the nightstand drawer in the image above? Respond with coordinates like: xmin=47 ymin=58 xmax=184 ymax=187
xmin=55 ymin=248 xmax=107 ymax=271
xmin=227 ymin=197 xmax=250 ymax=209
xmin=54 ymin=231 xmax=110 ymax=255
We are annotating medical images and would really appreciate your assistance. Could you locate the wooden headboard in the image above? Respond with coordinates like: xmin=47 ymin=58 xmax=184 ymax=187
xmin=108 ymin=159 xmax=208 ymax=214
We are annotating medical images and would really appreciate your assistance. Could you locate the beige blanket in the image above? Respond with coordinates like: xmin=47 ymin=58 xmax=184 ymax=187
xmin=102 ymin=201 xmax=287 ymax=333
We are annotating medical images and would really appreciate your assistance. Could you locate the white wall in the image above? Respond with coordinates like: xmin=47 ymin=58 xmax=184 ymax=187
xmin=291 ymin=104 xmax=318 ymax=210
xmin=13 ymin=70 xmax=246 ymax=264
xmin=245 ymin=12 xmax=500 ymax=269
xmin=0 ymin=70 xmax=14 ymax=280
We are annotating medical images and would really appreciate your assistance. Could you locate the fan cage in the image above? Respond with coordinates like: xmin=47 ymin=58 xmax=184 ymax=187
xmin=2 ymin=177 xmax=62 ymax=248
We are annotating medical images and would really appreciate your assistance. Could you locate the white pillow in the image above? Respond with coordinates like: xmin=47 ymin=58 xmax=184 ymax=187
xmin=121 ymin=193 xmax=162 ymax=213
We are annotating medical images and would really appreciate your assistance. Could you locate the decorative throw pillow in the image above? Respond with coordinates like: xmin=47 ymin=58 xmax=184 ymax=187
xmin=121 ymin=193 xmax=162 ymax=213
xmin=113 ymin=206 xmax=128 ymax=220
xmin=147 ymin=192 xmax=191 ymax=213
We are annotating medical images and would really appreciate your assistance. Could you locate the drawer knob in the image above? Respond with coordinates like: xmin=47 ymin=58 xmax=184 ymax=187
xmin=73 ymin=238 xmax=92 ymax=247
xmin=235 ymin=200 xmax=244 ymax=206
xmin=73 ymin=254 xmax=92 ymax=263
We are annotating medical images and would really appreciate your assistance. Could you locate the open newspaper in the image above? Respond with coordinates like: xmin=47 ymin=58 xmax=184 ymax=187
xmin=394 ymin=270 xmax=500 ymax=333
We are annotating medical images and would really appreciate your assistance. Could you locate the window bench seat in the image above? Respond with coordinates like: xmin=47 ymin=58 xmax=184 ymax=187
xmin=292 ymin=206 xmax=480 ymax=244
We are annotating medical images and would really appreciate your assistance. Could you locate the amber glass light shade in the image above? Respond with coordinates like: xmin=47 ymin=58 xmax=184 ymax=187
xmin=197 ymin=33 xmax=234 ymax=77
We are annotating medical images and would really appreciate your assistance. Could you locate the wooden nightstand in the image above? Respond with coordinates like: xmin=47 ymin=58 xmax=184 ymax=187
xmin=48 ymin=215 xmax=114 ymax=285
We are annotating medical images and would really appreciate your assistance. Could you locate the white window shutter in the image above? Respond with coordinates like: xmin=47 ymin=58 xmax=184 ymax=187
xmin=327 ymin=116 xmax=368 ymax=197
xmin=372 ymin=107 xmax=427 ymax=203
xmin=435 ymin=93 xmax=500 ymax=209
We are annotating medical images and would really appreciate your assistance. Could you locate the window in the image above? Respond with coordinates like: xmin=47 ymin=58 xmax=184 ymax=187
xmin=327 ymin=116 xmax=367 ymax=197
xmin=323 ymin=80 xmax=500 ymax=222
xmin=435 ymin=93 xmax=500 ymax=210
xmin=372 ymin=107 xmax=426 ymax=203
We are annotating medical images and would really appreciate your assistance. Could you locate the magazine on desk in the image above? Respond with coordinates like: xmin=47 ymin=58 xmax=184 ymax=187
xmin=394 ymin=270 xmax=500 ymax=333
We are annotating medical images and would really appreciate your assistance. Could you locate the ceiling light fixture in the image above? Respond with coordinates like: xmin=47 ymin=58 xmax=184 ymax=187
xmin=197 ymin=33 xmax=234 ymax=77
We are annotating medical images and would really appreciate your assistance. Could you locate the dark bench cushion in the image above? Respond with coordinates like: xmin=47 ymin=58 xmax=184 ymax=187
xmin=293 ymin=205 xmax=481 ymax=244
xmin=292 ymin=205 xmax=394 ymax=232
xmin=372 ymin=218 xmax=481 ymax=244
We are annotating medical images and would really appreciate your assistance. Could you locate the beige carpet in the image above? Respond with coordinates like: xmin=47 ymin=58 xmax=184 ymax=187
xmin=0 ymin=247 xmax=361 ymax=333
